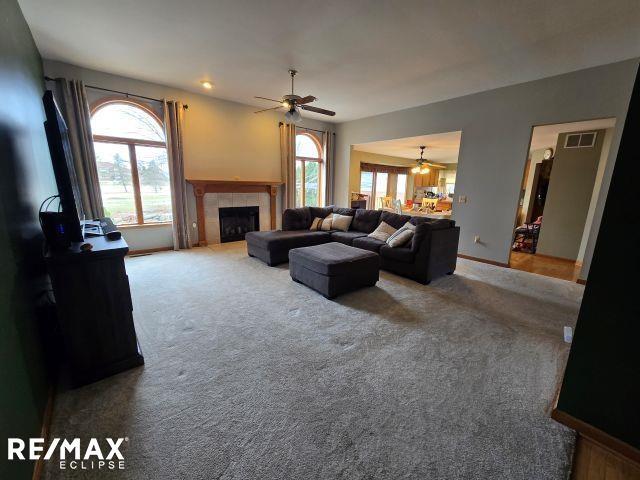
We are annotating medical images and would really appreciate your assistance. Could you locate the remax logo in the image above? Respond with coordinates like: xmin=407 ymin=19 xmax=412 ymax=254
xmin=8 ymin=437 xmax=127 ymax=470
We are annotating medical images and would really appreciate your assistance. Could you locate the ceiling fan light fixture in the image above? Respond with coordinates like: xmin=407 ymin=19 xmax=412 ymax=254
xmin=411 ymin=166 xmax=421 ymax=174
xmin=284 ymin=107 xmax=301 ymax=124
xmin=420 ymin=167 xmax=430 ymax=174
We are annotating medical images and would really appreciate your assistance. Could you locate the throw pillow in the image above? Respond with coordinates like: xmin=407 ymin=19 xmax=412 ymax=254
xmin=331 ymin=213 xmax=353 ymax=232
xmin=386 ymin=222 xmax=416 ymax=247
xmin=310 ymin=216 xmax=331 ymax=231
xmin=368 ymin=221 xmax=397 ymax=242
xmin=387 ymin=229 xmax=414 ymax=247
xmin=320 ymin=214 xmax=333 ymax=231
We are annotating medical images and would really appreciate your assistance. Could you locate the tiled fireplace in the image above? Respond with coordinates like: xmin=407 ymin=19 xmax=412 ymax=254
xmin=203 ymin=193 xmax=271 ymax=244
xmin=187 ymin=180 xmax=283 ymax=246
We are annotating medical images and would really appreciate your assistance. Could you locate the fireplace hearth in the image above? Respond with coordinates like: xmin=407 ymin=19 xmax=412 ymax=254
xmin=219 ymin=206 xmax=259 ymax=243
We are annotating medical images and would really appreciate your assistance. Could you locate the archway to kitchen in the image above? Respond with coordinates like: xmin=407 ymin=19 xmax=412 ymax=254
xmin=349 ymin=131 xmax=462 ymax=219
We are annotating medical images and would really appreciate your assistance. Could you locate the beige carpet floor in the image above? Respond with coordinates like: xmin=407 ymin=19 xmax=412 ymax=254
xmin=44 ymin=241 xmax=583 ymax=479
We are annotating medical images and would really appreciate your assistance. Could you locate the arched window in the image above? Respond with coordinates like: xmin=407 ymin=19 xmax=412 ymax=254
xmin=91 ymin=99 xmax=172 ymax=226
xmin=295 ymin=132 xmax=323 ymax=207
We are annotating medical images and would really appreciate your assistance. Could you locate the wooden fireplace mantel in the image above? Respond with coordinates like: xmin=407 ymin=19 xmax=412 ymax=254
xmin=187 ymin=179 xmax=283 ymax=246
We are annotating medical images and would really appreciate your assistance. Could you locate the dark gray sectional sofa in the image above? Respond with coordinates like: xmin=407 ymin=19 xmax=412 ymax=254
xmin=245 ymin=206 xmax=460 ymax=284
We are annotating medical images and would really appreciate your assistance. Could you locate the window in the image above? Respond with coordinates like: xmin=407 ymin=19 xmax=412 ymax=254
xmin=359 ymin=169 xmax=391 ymax=209
xmin=564 ymin=131 xmax=597 ymax=148
xmin=360 ymin=171 xmax=373 ymax=204
xmin=395 ymin=174 xmax=407 ymax=203
xmin=91 ymin=100 xmax=172 ymax=225
xmin=295 ymin=132 xmax=323 ymax=207
xmin=374 ymin=172 xmax=389 ymax=208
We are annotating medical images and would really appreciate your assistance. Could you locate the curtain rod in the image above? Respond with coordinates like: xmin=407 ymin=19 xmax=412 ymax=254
xmin=44 ymin=76 xmax=189 ymax=109
xmin=279 ymin=122 xmax=333 ymax=134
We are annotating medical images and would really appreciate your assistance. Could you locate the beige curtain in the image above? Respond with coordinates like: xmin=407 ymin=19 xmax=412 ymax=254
xmin=164 ymin=100 xmax=191 ymax=250
xmin=52 ymin=78 xmax=104 ymax=219
xmin=279 ymin=122 xmax=296 ymax=209
xmin=323 ymin=131 xmax=336 ymax=205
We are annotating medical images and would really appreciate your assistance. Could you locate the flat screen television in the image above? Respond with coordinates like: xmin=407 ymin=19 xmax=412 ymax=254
xmin=42 ymin=90 xmax=84 ymax=242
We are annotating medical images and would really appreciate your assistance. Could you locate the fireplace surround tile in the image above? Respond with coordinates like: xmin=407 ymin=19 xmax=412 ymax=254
xmin=202 ymin=192 xmax=271 ymax=244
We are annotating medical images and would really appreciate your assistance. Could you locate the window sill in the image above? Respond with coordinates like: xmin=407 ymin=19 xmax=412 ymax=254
xmin=118 ymin=222 xmax=172 ymax=229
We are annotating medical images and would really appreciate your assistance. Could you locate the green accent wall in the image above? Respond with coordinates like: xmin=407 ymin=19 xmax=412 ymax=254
xmin=0 ymin=0 xmax=57 ymax=478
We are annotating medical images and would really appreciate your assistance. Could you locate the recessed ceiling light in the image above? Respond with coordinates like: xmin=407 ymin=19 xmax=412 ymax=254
xmin=201 ymin=80 xmax=213 ymax=89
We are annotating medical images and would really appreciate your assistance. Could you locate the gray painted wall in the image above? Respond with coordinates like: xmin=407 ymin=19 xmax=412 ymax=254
xmin=335 ymin=60 xmax=638 ymax=270
xmin=577 ymin=128 xmax=613 ymax=264
xmin=537 ymin=130 xmax=605 ymax=260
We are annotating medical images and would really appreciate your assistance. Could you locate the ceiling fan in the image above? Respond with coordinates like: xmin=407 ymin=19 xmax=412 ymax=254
xmin=411 ymin=146 xmax=446 ymax=174
xmin=254 ymin=69 xmax=335 ymax=123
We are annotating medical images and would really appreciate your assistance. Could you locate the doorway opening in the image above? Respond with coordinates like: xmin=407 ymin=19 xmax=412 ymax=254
xmin=351 ymin=131 xmax=461 ymax=218
xmin=509 ymin=118 xmax=616 ymax=282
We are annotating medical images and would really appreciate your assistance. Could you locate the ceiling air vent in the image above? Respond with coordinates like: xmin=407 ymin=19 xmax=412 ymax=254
xmin=564 ymin=132 xmax=597 ymax=148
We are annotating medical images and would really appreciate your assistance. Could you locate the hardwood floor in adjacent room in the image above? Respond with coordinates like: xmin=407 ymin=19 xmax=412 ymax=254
xmin=510 ymin=251 xmax=582 ymax=282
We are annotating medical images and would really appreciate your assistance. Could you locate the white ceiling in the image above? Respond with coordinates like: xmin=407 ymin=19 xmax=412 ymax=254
xmin=19 ymin=0 xmax=640 ymax=122
xmin=529 ymin=118 xmax=617 ymax=150
xmin=353 ymin=132 xmax=462 ymax=164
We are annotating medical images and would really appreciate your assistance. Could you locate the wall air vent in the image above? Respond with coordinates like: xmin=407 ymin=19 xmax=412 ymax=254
xmin=564 ymin=132 xmax=597 ymax=148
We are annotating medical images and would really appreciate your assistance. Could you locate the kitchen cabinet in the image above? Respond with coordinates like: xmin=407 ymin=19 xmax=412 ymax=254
xmin=414 ymin=170 xmax=439 ymax=187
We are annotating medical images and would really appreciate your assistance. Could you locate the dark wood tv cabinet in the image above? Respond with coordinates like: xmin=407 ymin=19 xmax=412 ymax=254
xmin=46 ymin=235 xmax=144 ymax=387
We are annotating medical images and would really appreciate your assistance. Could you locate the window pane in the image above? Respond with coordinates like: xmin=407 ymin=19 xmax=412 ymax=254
xmin=94 ymin=142 xmax=137 ymax=225
xmin=296 ymin=134 xmax=320 ymax=158
xmin=304 ymin=161 xmax=319 ymax=207
xmin=136 ymin=146 xmax=172 ymax=223
xmin=91 ymin=103 xmax=165 ymax=141
xmin=295 ymin=160 xmax=303 ymax=208
xmin=360 ymin=171 xmax=373 ymax=207
xmin=396 ymin=174 xmax=407 ymax=203
xmin=375 ymin=172 xmax=388 ymax=208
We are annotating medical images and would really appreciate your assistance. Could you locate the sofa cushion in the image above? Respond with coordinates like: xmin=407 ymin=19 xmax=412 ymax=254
xmin=380 ymin=245 xmax=415 ymax=263
xmin=409 ymin=217 xmax=455 ymax=228
xmin=352 ymin=236 xmax=387 ymax=252
xmin=351 ymin=209 xmax=382 ymax=233
xmin=283 ymin=207 xmax=311 ymax=231
xmin=381 ymin=211 xmax=412 ymax=230
xmin=333 ymin=207 xmax=356 ymax=217
xmin=330 ymin=231 xmax=368 ymax=246
xmin=289 ymin=242 xmax=379 ymax=276
xmin=245 ymin=230 xmax=330 ymax=251
xmin=309 ymin=206 xmax=334 ymax=220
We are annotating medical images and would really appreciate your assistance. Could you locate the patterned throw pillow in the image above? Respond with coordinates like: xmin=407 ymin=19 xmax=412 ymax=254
xmin=320 ymin=214 xmax=333 ymax=231
xmin=386 ymin=222 xmax=416 ymax=247
xmin=368 ymin=221 xmax=397 ymax=242
xmin=331 ymin=213 xmax=353 ymax=232
xmin=310 ymin=214 xmax=334 ymax=231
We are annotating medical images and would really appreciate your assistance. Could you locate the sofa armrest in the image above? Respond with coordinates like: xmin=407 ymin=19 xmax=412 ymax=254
xmin=283 ymin=207 xmax=311 ymax=231
xmin=424 ymin=226 xmax=460 ymax=276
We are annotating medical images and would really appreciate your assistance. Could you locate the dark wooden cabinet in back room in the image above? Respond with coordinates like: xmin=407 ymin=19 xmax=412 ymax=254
xmin=45 ymin=236 xmax=144 ymax=387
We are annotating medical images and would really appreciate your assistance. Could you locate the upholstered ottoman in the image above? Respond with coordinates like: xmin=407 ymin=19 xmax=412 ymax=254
xmin=289 ymin=242 xmax=380 ymax=299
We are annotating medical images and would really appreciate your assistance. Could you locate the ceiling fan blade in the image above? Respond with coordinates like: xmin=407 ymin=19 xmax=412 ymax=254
xmin=254 ymin=106 xmax=283 ymax=114
xmin=254 ymin=96 xmax=283 ymax=104
xmin=296 ymin=95 xmax=316 ymax=105
xmin=299 ymin=105 xmax=335 ymax=116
